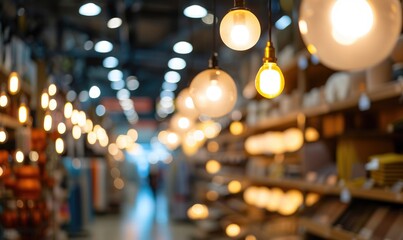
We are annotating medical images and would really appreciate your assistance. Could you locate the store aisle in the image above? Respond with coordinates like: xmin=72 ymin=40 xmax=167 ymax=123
xmin=86 ymin=182 xmax=195 ymax=240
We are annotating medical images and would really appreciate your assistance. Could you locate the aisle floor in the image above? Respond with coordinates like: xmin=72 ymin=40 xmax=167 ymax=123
xmin=83 ymin=182 xmax=195 ymax=240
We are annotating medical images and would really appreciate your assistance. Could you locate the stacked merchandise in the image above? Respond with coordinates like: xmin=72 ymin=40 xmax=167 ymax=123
xmin=367 ymin=153 xmax=403 ymax=186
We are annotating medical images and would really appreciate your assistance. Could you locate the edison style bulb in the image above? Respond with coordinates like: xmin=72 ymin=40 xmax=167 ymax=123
xmin=220 ymin=9 xmax=261 ymax=51
xmin=0 ymin=91 xmax=9 ymax=108
xmin=255 ymin=62 xmax=285 ymax=99
xmin=299 ymin=0 xmax=402 ymax=70
xmin=170 ymin=114 xmax=194 ymax=133
xmin=41 ymin=91 xmax=49 ymax=109
xmin=8 ymin=72 xmax=21 ymax=95
xmin=189 ymin=69 xmax=237 ymax=118
xmin=18 ymin=103 xmax=29 ymax=124
xmin=44 ymin=113 xmax=52 ymax=132
xmin=176 ymin=88 xmax=199 ymax=119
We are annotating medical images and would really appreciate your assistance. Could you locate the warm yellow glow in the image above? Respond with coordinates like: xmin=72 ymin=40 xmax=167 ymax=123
xmin=226 ymin=224 xmax=241 ymax=237
xmin=87 ymin=131 xmax=97 ymax=145
xmin=116 ymin=135 xmax=129 ymax=149
xmin=205 ymin=159 xmax=221 ymax=174
xmin=114 ymin=178 xmax=125 ymax=190
xmin=245 ymin=235 xmax=257 ymax=240
xmin=207 ymin=141 xmax=219 ymax=152
xmin=220 ymin=9 xmax=261 ymax=51
xmin=170 ymin=114 xmax=193 ymax=133
xmin=305 ymin=193 xmax=320 ymax=207
xmin=55 ymin=138 xmax=65 ymax=154
xmin=29 ymin=151 xmax=39 ymax=162
xmin=255 ymin=62 xmax=285 ymax=99
xmin=18 ymin=103 xmax=29 ymax=124
xmin=229 ymin=121 xmax=244 ymax=136
xmin=243 ymin=186 xmax=259 ymax=205
xmin=176 ymin=88 xmax=199 ymax=119
xmin=266 ymin=188 xmax=284 ymax=212
xmin=78 ymin=111 xmax=87 ymax=127
xmin=0 ymin=127 xmax=8 ymax=143
xmin=187 ymin=204 xmax=209 ymax=220
xmin=283 ymin=128 xmax=304 ymax=152
xmin=206 ymin=190 xmax=219 ymax=201
xmin=99 ymin=135 xmax=109 ymax=147
xmin=72 ymin=125 xmax=82 ymax=140
xmin=15 ymin=150 xmax=24 ymax=163
xmin=127 ymin=129 xmax=138 ymax=142
xmin=48 ymin=83 xmax=57 ymax=96
xmin=8 ymin=72 xmax=21 ymax=95
xmin=41 ymin=92 xmax=49 ymax=109
xmin=113 ymin=149 xmax=125 ymax=161
xmin=165 ymin=131 xmax=181 ymax=150
xmin=255 ymin=187 xmax=271 ymax=208
xmin=278 ymin=190 xmax=303 ymax=216
xmin=228 ymin=180 xmax=242 ymax=194
xmin=57 ymin=122 xmax=66 ymax=134
xmin=0 ymin=166 xmax=3 ymax=176
xmin=64 ymin=102 xmax=73 ymax=118
xmin=71 ymin=109 xmax=80 ymax=125
xmin=0 ymin=91 xmax=9 ymax=108
xmin=202 ymin=121 xmax=221 ymax=139
xmin=84 ymin=119 xmax=93 ymax=133
xmin=44 ymin=113 xmax=52 ymax=132
xmin=158 ymin=130 xmax=168 ymax=144
xmin=305 ymin=127 xmax=320 ymax=142
xmin=108 ymin=143 xmax=119 ymax=156
xmin=330 ymin=0 xmax=373 ymax=45
xmin=49 ymin=99 xmax=57 ymax=111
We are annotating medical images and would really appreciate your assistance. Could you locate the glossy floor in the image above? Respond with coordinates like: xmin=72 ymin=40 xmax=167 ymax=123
xmin=84 ymin=183 xmax=195 ymax=240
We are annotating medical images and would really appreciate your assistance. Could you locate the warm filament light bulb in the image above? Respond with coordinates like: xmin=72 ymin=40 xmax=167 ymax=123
xmin=44 ymin=113 xmax=52 ymax=132
xmin=0 ymin=91 xmax=9 ymax=108
xmin=41 ymin=92 xmax=49 ymax=109
xmin=8 ymin=72 xmax=21 ymax=95
xmin=206 ymin=80 xmax=222 ymax=102
xmin=231 ymin=24 xmax=250 ymax=46
xmin=255 ymin=42 xmax=285 ymax=99
xmin=0 ymin=127 xmax=8 ymax=143
xmin=64 ymin=102 xmax=73 ymax=118
xmin=18 ymin=103 xmax=29 ymax=124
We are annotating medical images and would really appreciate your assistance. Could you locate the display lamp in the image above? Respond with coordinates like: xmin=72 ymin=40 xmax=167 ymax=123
xmin=255 ymin=0 xmax=284 ymax=99
xmin=8 ymin=72 xmax=21 ymax=95
xmin=220 ymin=0 xmax=261 ymax=51
xmin=299 ymin=0 xmax=402 ymax=70
xmin=190 ymin=0 xmax=237 ymax=118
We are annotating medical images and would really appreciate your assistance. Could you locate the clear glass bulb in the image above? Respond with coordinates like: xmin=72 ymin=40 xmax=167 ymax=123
xmin=170 ymin=114 xmax=194 ymax=133
xmin=220 ymin=9 xmax=261 ymax=51
xmin=8 ymin=72 xmax=21 ymax=95
xmin=176 ymin=88 xmax=199 ymax=119
xmin=41 ymin=92 xmax=49 ymax=109
xmin=0 ymin=127 xmax=8 ymax=143
xmin=255 ymin=62 xmax=285 ymax=99
xmin=64 ymin=102 xmax=73 ymax=118
xmin=55 ymin=138 xmax=65 ymax=154
xmin=189 ymin=69 xmax=237 ymax=118
xmin=0 ymin=91 xmax=9 ymax=108
xmin=18 ymin=103 xmax=29 ymax=124
xmin=44 ymin=113 xmax=52 ymax=132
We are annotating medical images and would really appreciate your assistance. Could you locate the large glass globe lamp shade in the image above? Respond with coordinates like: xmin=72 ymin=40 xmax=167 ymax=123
xmin=189 ymin=69 xmax=237 ymax=118
xmin=176 ymin=88 xmax=199 ymax=119
xmin=299 ymin=0 xmax=402 ymax=71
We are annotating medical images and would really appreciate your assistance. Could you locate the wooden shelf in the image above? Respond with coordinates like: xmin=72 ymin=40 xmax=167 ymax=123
xmin=299 ymin=218 xmax=356 ymax=240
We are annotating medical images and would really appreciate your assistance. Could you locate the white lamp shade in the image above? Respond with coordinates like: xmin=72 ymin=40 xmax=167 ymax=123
xmin=220 ymin=9 xmax=261 ymax=51
xmin=299 ymin=0 xmax=402 ymax=71
xmin=176 ymin=88 xmax=199 ymax=119
xmin=189 ymin=69 xmax=237 ymax=118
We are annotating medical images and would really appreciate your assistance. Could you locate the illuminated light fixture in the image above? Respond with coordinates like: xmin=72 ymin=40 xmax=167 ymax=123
xmin=299 ymin=0 xmax=402 ymax=70
xmin=183 ymin=5 xmax=208 ymax=18
xmin=108 ymin=143 xmax=119 ymax=156
xmin=87 ymin=131 xmax=97 ymax=145
xmin=8 ymin=72 xmax=21 ymax=95
xmin=173 ymin=41 xmax=193 ymax=54
xmin=117 ymin=89 xmax=130 ymax=100
xmin=89 ymin=85 xmax=101 ymax=99
xmin=206 ymin=190 xmax=219 ymax=201
xmin=202 ymin=120 xmax=221 ymax=139
xmin=190 ymin=1 xmax=237 ymax=118
xmin=79 ymin=91 xmax=89 ymax=102
xmin=220 ymin=0 xmax=261 ymax=51
xmin=15 ymin=150 xmax=24 ymax=163
xmin=127 ymin=129 xmax=138 ymax=142
xmin=108 ymin=69 xmax=123 ymax=81
xmin=170 ymin=114 xmax=193 ymax=133
xmin=168 ymin=58 xmax=186 ymax=70
xmin=103 ymin=56 xmax=119 ymax=68
xmin=48 ymin=83 xmax=57 ymax=96
xmin=72 ymin=125 xmax=82 ymax=140
xmin=43 ymin=112 xmax=52 ymax=132
xmin=255 ymin=0 xmax=285 ymax=99
xmin=64 ymin=102 xmax=73 ymax=118
xmin=164 ymin=71 xmax=181 ymax=83
xmin=49 ymin=99 xmax=57 ymax=111
xmin=79 ymin=2 xmax=101 ymax=16
xmin=275 ymin=15 xmax=291 ymax=30
xmin=0 ymin=127 xmax=8 ymax=143
xmin=84 ymin=119 xmax=93 ymax=133
xmin=205 ymin=159 xmax=221 ymax=174
xmin=66 ymin=90 xmax=77 ymax=102
xmin=111 ymin=80 xmax=125 ymax=90
xmin=0 ymin=86 xmax=9 ymax=108
xmin=57 ymin=122 xmax=66 ymax=134
xmin=55 ymin=138 xmax=65 ymax=154
xmin=229 ymin=121 xmax=244 ymax=135
xmin=41 ymin=91 xmax=49 ymax=109
xmin=107 ymin=17 xmax=122 ymax=29
xmin=244 ymin=186 xmax=259 ymax=205
xmin=84 ymin=40 xmax=93 ymax=51
xmin=266 ymin=187 xmax=283 ymax=212
xmin=29 ymin=151 xmax=39 ymax=162
xmin=162 ymin=82 xmax=178 ymax=92
xmin=228 ymin=180 xmax=242 ymax=194
xmin=226 ymin=224 xmax=241 ymax=238
xmin=126 ymin=76 xmax=139 ymax=91
xmin=187 ymin=204 xmax=209 ymax=220
xmin=202 ymin=13 xmax=215 ymax=25
xmin=78 ymin=111 xmax=87 ymax=128
xmin=18 ymin=100 xmax=29 ymax=124
xmin=71 ymin=110 xmax=80 ymax=125
xmin=95 ymin=40 xmax=113 ymax=53
xmin=96 ymin=104 xmax=106 ymax=116
xmin=176 ymin=88 xmax=199 ymax=119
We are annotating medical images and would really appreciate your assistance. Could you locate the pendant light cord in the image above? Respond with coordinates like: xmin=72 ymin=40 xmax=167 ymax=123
xmin=268 ymin=0 xmax=272 ymax=42
xmin=210 ymin=0 xmax=218 ymax=68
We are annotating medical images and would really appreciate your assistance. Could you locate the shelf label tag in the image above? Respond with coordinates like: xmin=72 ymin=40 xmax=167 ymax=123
xmin=340 ymin=188 xmax=351 ymax=203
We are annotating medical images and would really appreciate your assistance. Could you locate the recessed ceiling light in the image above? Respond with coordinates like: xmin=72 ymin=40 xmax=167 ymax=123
xmin=107 ymin=17 xmax=122 ymax=29
xmin=95 ymin=40 xmax=113 ymax=53
xmin=183 ymin=5 xmax=207 ymax=18
xmin=108 ymin=69 xmax=123 ymax=81
xmin=164 ymin=71 xmax=181 ymax=83
xmin=111 ymin=80 xmax=125 ymax=90
xmin=127 ymin=76 xmax=140 ymax=91
xmin=168 ymin=58 xmax=186 ymax=70
xmin=173 ymin=41 xmax=193 ymax=54
xmin=79 ymin=3 xmax=101 ymax=17
xmin=96 ymin=104 xmax=106 ymax=116
xmin=89 ymin=86 xmax=101 ymax=99
xmin=103 ymin=56 xmax=119 ymax=68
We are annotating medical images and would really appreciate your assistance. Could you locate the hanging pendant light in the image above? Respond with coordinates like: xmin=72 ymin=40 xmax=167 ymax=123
xmin=255 ymin=0 xmax=284 ymax=99
xmin=0 ymin=84 xmax=9 ymax=108
xmin=8 ymin=72 xmax=21 ymax=95
xmin=190 ymin=0 xmax=237 ymax=118
xmin=18 ymin=96 xmax=29 ymax=124
xmin=41 ymin=90 xmax=49 ymax=109
xmin=220 ymin=0 xmax=261 ymax=51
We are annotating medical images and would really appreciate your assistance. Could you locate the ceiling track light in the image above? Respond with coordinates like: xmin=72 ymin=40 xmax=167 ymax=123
xmin=255 ymin=0 xmax=284 ymax=99
xmin=220 ymin=0 xmax=261 ymax=51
